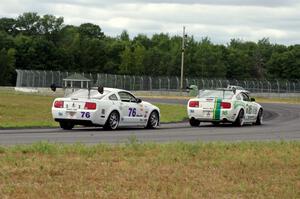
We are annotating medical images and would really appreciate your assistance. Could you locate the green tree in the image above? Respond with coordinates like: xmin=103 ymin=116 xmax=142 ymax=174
xmin=133 ymin=44 xmax=146 ymax=75
xmin=16 ymin=12 xmax=41 ymax=35
xmin=79 ymin=23 xmax=104 ymax=39
xmin=119 ymin=30 xmax=130 ymax=41
xmin=119 ymin=46 xmax=133 ymax=74
xmin=0 ymin=18 xmax=17 ymax=35
xmin=0 ymin=48 xmax=16 ymax=85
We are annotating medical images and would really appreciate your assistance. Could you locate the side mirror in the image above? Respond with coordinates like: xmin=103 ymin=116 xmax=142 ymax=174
xmin=251 ymin=98 xmax=256 ymax=102
xmin=136 ymin=98 xmax=142 ymax=103
xmin=50 ymin=83 xmax=57 ymax=92
xmin=97 ymin=86 xmax=104 ymax=94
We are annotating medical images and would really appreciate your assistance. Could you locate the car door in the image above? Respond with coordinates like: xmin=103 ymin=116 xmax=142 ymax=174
xmin=118 ymin=91 xmax=144 ymax=124
xmin=241 ymin=93 xmax=255 ymax=121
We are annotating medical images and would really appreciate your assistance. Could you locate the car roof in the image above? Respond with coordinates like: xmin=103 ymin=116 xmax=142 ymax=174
xmin=87 ymin=87 xmax=129 ymax=93
xmin=103 ymin=87 xmax=130 ymax=93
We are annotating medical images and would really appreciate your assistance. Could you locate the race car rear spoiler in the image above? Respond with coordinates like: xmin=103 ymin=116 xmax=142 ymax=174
xmin=215 ymin=87 xmax=250 ymax=94
xmin=197 ymin=88 xmax=250 ymax=99
xmin=50 ymin=83 xmax=104 ymax=98
xmin=216 ymin=88 xmax=238 ymax=94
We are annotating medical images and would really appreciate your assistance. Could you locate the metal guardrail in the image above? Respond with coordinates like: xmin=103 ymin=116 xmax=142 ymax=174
xmin=15 ymin=69 xmax=300 ymax=93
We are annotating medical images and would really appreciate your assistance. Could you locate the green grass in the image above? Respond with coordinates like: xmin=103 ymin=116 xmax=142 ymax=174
xmin=140 ymin=95 xmax=300 ymax=104
xmin=0 ymin=91 xmax=57 ymax=128
xmin=0 ymin=141 xmax=299 ymax=198
xmin=0 ymin=90 xmax=186 ymax=128
xmin=156 ymin=103 xmax=187 ymax=123
xmin=255 ymin=97 xmax=300 ymax=104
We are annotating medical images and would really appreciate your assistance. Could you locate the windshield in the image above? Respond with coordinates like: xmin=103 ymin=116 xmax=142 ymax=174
xmin=67 ymin=89 xmax=110 ymax=99
xmin=199 ymin=90 xmax=234 ymax=99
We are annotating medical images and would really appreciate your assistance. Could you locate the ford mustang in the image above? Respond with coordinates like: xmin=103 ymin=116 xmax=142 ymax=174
xmin=51 ymin=86 xmax=160 ymax=130
xmin=187 ymin=88 xmax=263 ymax=127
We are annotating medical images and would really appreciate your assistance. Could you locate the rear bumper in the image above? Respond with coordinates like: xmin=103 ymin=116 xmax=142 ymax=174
xmin=52 ymin=108 xmax=107 ymax=125
xmin=54 ymin=118 xmax=102 ymax=127
xmin=188 ymin=108 xmax=237 ymax=122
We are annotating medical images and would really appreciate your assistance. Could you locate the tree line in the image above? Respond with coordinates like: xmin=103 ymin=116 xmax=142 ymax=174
xmin=0 ymin=12 xmax=299 ymax=86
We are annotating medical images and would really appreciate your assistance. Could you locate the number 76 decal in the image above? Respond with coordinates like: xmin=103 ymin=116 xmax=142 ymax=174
xmin=81 ymin=112 xmax=90 ymax=118
xmin=128 ymin=108 xmax=136 ymax=117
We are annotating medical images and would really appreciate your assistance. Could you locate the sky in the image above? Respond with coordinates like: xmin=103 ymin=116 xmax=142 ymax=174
xmin=0 ymin=0 xmax=300 ymax=45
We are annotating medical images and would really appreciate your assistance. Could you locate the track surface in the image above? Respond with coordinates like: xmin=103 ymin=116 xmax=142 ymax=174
xmin=0 ymin=98 xmax=299 ymax=145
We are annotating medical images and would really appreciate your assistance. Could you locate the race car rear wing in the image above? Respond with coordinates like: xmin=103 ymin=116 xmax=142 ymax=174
xmin=216 ymin=87 xmax=250 ymax=94
xmin=50 ymin=83 xmax=104 ymax=99
xmin=198 ymin=88 xmax=250 ymax=99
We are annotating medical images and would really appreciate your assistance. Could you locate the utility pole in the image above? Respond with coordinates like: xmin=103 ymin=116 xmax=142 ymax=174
xmin=180 ymin=26 xmax=187 ymax=90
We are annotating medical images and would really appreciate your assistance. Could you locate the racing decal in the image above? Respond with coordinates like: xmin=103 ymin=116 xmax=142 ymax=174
xmin=246 ymin=104 xmax=252 ymax=114
xmin=128 ymin=108 xmax=137 ymax=117
xmin=233 ymin=101 xmax=245 ymax=109
xmin=213 ymin=98 xmax=222 ymax=120
xmin=139 ymin=104 xmax=144 ymax=111
xmin=222 ymin=110 xmax=228 ymax=116
xmin=81 ymin=112 xmax=91 ymax=118
xmin=253 ymin=106 xmax=258 ymax=114
xmin=144 ymin=111 xmax=148 ymax=118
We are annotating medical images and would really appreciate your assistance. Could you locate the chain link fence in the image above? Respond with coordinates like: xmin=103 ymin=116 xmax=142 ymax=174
xmin=15 ymin=69 xmax=300 ymax=93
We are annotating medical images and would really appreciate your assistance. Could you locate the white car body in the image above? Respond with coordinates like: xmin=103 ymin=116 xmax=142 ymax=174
xmin=52 ymin=88 xmax=160 ymax=130
xmin=187 ymin=89 xmax=263 ymax=126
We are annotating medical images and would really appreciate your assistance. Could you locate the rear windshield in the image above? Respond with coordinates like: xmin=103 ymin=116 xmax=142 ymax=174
xmin=67 ymin=89 xmax=110 ymax=99
xmin=199 ymin=90 xmax=234 ymax=99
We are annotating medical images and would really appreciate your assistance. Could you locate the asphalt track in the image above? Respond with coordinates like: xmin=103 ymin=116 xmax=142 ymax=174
xmin=0 ymin=98 xmax=299 ymax=145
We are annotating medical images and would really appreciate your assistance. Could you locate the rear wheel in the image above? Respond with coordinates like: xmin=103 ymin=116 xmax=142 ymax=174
xmin=255 ymin=109 xmax=263 ymax=125
xmin=234 ymin=109 xmax=245 ymax=127
xmin=189 ymin=118 xmax=200 ymax=127
xmin=146 ymin=111 xmax=159 ymax=129
xmin=59 ymin=121 xmax=74 ymax=130
xmin=104 ymin=111 xmax=119 ymax=130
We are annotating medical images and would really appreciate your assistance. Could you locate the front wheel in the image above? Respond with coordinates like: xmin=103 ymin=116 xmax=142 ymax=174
xmin=234 ymin=109 xmax=245 ymax=127
xmin=104 ymin=111 xmax=119 ymax=130
xmin=59 ymin=121 xmax=74 ymax=130
xmin=255 ymin=109 xmax=263 ymax=125
xmin=146 ymin=111 xmax=159 ymax=129
xmin=189 ymin=118 xmax=200 ymax=127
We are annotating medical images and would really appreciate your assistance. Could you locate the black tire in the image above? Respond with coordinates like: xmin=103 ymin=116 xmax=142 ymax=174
xmin=104 ymin=111 xmax=119 ymax=130
xmin=234 ymin=109 xmax=245 ymax=127
xmin=255 ymin=109 xmax=263 ymax=125
xmin=189 ymin=118 xmax=200 ymax=127
xmin=59 ymin=121 xmax=74 ymax=130
xmin=146 ymin=111 xmax=159 ymax=129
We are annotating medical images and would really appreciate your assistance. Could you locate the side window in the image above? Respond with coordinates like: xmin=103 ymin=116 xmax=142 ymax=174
xmin=109 ymin=94 xmax=118 ymax=101
xmin=118 ymin=92 xmax=137 ymax=103
xmin=236 ymin=94 xmax=242 ymax=100
xmin=242 ymin=93 xmax=250 ymax=101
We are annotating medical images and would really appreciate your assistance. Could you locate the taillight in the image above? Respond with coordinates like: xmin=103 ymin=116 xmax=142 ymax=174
xmin=54 ymin=101 xmax=64 ymax=108
xmin=221 ymin=102 xmax=231 ymax=109
xmin=189 ymin=101 xmax=199 ymax=108
xmin=84 ymin=102 xmax=96 ymax=110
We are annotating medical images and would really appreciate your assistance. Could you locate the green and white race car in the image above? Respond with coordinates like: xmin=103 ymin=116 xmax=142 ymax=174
xmin=187 ymin=88 xmax=263 ymax=127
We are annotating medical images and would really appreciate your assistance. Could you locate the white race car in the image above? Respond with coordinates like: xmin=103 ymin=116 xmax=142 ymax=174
xmin=187 ymin=88 xmax=263 ymax=127
xmin=51 ymin=87 xmax=160 ymax=130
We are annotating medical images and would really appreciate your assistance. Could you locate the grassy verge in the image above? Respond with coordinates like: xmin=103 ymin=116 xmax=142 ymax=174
xmin=141 ymin=95 xmax=300 ymax=104
xmin=0 ymin=91 xmax=186 ymax=128
xmin=157 ymin=103 xmax=187 ymax=123
xmin=0 ymin=141 xmax=299 ymax=198
xmin=0 ymin=91 xmax=57 ymax=128
xmin=255 ymin=97 xmax=300 ymax=104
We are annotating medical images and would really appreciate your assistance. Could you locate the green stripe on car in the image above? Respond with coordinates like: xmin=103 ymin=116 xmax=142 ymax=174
xmin=213 ymin=98 xmax=222 ymax=120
